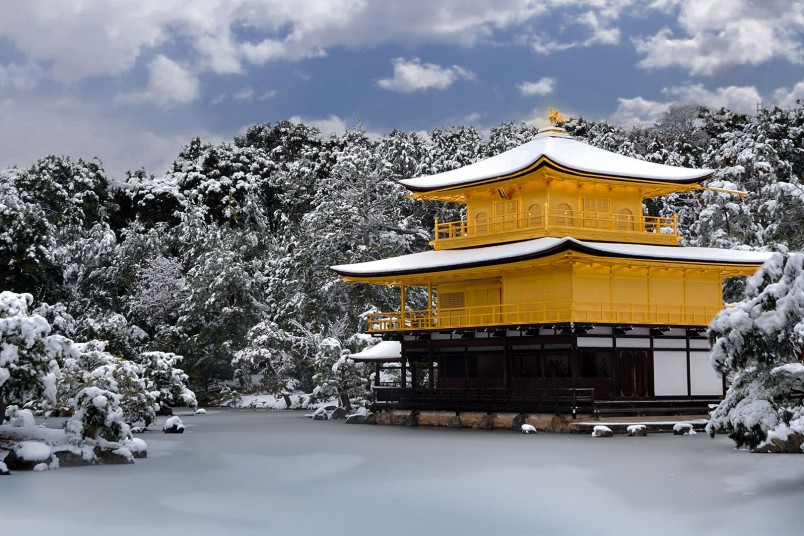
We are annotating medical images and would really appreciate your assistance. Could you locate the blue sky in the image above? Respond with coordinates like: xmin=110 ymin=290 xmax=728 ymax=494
xmin=0 ymin=0 xmax=801 ymax=179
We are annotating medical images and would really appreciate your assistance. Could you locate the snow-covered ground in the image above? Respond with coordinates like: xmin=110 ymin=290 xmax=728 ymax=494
xmin=2 ymin=410 xmax=803 ymax=535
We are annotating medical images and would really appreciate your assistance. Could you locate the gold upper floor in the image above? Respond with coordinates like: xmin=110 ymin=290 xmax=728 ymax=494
xmin=423 ymin=168 xmax=693 ymax=250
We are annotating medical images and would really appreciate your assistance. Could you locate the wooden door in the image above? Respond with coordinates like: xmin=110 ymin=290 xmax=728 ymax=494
xmin=618 ymin=350 xmax=650 ymax=397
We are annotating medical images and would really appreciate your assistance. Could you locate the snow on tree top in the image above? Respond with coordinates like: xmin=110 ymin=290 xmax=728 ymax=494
xmin=399 ymin=129 xmax=713 ymax=192
xmin=331 ymin=237 xmax=773 ymax=278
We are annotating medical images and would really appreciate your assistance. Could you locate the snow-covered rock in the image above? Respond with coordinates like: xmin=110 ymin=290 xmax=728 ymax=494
xmin=521 ymin=424 xmax=537 ymax=434
xmin=0 ymin=460 xmax=9 ymax=475
xmin=345 ymin=407 xmax=373 ymax=424
xmin=122 ymin=437 xmax=148 ymax=459
xmin=52 ymin=444 xmax=97 ymax=467
xmin=311 ymin=407 xmax=329 ymax=421
xmin=163 ymin=416 xmax=185 ymax=433
xmin=673 ymin=422 xmax=695 ymax=435
xmin=4 ymin=441 xmax=56 ymax=470
xmin=592 ymin=425 xmax=613 ymax=438
xmin=331 ymin=407 xmax=348 ymax=420
xmin=627 ymin=424 xmax=647 ymax=437
xmin=194 ymin=408 xmax=207 ymax=415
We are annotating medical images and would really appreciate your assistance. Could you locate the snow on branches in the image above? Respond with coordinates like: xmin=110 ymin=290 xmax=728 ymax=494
xmin=707 ymin=252 xmax=804 ymax=451
xmin=0 ymin=291 xmax=75 ymax=419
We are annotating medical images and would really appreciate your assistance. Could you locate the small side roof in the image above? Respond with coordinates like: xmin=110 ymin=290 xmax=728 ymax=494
xmin=349 ymin=340 xmax=401 ymax=362
xmin=400 ymin=129 xmax=713 ymax=193
xmin=331 ymin=237 xmax=773 ymax=279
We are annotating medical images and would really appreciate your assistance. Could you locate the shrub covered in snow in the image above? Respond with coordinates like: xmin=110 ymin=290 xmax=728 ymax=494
xmin=311 ymin=337 xmax=368 ymax=410
xmin=65 ymin=386 xmax=131 ymax=442
xmin=0 ymin=291 xmax=76 ymax=420
xmin=59 ymin=340 xmax=156 ymax=428
xmin=139 ymin=351 xmax=197 ymax=411
xmin=6 ymin=406 xmax=36 ymax=428
xmin=707 ymin=252 xmax=804 ymax=451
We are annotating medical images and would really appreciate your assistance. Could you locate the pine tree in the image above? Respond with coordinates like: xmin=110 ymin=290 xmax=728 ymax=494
xmin=707 ymin=252 xmax=804 ymax=451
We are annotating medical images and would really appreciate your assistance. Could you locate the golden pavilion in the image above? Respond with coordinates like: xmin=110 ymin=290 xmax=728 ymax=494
xmin=332 ymin=116 xmax=771 ymax=417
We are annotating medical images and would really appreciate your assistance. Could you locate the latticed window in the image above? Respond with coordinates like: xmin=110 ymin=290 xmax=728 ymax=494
xmin=527 ymin=203 xmax=542 ymax=227
xmin=475 ymin=212 xmax=489 ymax=234
xmin=556 ymin=203 xmax=573 ymax=226
xmin=583 ymin=198 xmax=609 ymax=228
xmin=439 ymin=291 xmax=465 ymax=310
xmin=618 ymin=208 xmax=634 ymax=231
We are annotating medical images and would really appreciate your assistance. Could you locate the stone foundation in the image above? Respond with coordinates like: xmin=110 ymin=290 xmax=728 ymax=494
xmin=374 ymin=410 xmax=590 ymax=432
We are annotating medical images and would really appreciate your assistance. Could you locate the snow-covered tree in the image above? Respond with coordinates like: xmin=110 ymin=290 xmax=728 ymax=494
xmin=232 ymin=320 xmax=306 ymax=397
xmin=0 ymin=291 xmax=74 ymax=421
xmin=707 ymin=252 xmax=804 ymax=451
xmin=311 ymin=337 xmax=368 ymax=410
xmin=138 ymin=351 xmax=196 ymax=410
xmin=59 ymin=340 xmax=155 ymax=428
xmin=0 ymin=175 xmax=61 ymax=301
xmin=64 ymin=385 xmax=131 ymax=442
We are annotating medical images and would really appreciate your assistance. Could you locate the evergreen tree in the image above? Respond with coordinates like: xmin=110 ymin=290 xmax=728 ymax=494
xmin=707 ymin=252 xmax=804 ymax=451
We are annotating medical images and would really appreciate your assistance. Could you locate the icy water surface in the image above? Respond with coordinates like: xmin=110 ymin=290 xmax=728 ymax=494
xmin=2 ymin=410 xmax=804 ymax=535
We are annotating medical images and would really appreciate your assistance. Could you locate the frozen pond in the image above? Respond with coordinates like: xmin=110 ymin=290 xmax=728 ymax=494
xmin=2 ymin=410 xmax=804 ymax=535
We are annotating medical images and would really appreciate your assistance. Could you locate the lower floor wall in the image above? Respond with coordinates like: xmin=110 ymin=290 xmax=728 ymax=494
xmin=389 ymin=324 xmax=723 ymax=400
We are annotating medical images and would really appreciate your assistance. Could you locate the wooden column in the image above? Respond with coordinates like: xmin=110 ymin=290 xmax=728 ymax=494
xmin=503 ymin=341 xmax=510 ymax=390
xmin=400 ymin=284 xmax=406 ymax=322
xmin=401 ymin=346 xmax=407 ymax=389
xmin=374 ymin=362 xmax=380 ymax=387
xmin=427 ymin=282 xmax=433 ymax=329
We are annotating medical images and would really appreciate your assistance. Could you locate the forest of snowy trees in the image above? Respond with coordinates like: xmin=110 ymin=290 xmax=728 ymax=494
xmin=1 ymin=102 xmax=803 ymax=417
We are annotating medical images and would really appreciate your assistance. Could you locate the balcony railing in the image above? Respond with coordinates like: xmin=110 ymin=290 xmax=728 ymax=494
xmin=366 ymin=301 xmax=720 ymax=333
xmin=432 ymin=205 xmax=679 ymax=249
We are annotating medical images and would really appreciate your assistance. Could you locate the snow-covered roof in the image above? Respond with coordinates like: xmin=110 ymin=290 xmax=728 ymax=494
xmin=350 ymin=340 xmax=401 ymax=362
xmin=400 ymin=130 xmax=713 ymax=192
xmin=331 ymin=237 xmax=773 ymax=278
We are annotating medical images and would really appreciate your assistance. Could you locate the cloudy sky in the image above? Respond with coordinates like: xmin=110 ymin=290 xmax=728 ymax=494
xmin=0 ymin=0 xmax=801 ymax=179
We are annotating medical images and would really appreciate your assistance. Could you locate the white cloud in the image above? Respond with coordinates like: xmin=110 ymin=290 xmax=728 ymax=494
xmin=0 ymin=1 xmax=555 ymax=86
xmin=611 ymin=96 xmax=670 ymax=125
xmin=611 ymin=83 xmax=763 ymax=125
xmin=634 ymin=0 xmax=803 ymax=75
xmin=773 ymin=80 xmax=804 ymax=107
xmin=529 ymin=5 xmax=624 ymax=54
xmin=117 ymin=55 xmax=200 ymax=108
xmin=377 ymin=57 xmax=474 ymax=93
xmin=517 ymin=77 xmax=556 ymax=96
xmin=0 ymin=97 xmax=216 ymax=180
xmin=662 ymin=84 xmax=761 ymax=114
xmin=288 ymin=114 xmax=348 ymax=136
xmin=0 ymin=63 xmax=43 ymax=91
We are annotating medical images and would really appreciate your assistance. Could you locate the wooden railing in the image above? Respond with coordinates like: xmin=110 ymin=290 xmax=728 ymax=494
xmin=366 ymin=301 xmax=720 ymax=333
xmin=432 ymin=205 xmax=679 ymax=248
xmin=373 ymin=386 xmax=595 ymax=416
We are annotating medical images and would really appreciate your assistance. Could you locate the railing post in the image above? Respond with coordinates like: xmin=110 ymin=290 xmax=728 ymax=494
xmin=434 ymin=217 xmax=439 ymax=243
xmin=673 ymin=212 xmax=678 ymax=237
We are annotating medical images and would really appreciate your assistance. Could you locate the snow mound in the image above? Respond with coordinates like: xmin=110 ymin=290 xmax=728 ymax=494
xmin=0 ymin=460 xmax=9 ymax=475
xmin=673 ymin=422 xmax=695 ymax=435
xmin=14 ymin=441 xmax=53 ymax=462
xmin=194 ymin=408 xmax=207 ymax=415
xmin=8 ymin=408 xmax=36 ymax=428
xmin=592 ymin=425 xmax=613 ymax=438
xmin=521 ymin=424 xmax=537 ymax=434
xmin=627 ymin=424 xmax=647 ymax=437
xmin=163 ymin=416 xmax=185 ymax=433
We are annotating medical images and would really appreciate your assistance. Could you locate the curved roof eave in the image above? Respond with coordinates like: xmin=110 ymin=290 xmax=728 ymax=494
xmin=399 ymin=132 xmax=713 ymax=193
xmin=330 ymin=237 xmax=772 ymax=279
